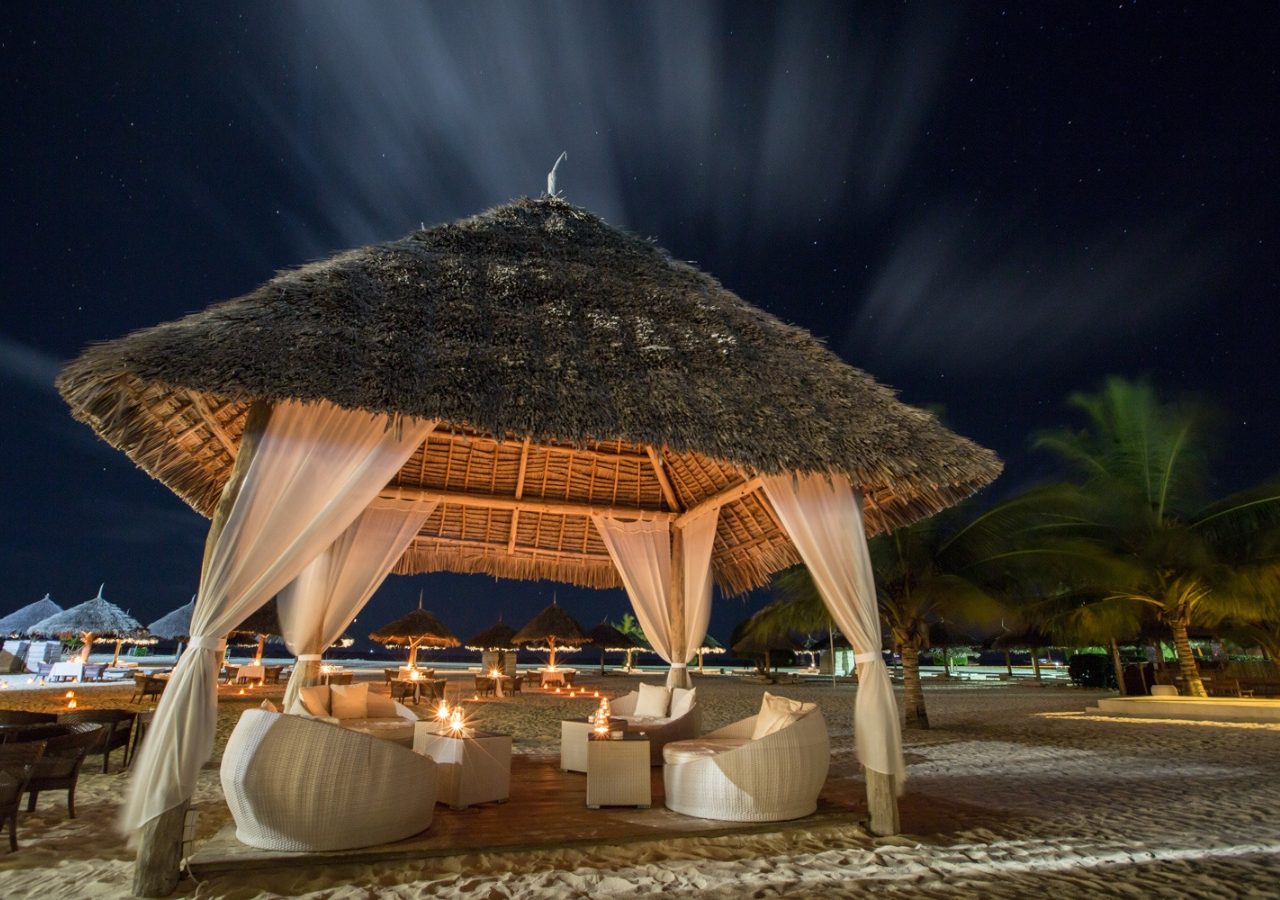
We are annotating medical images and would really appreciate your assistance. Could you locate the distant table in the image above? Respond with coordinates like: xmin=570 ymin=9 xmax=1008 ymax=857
xmin=235 ymin=664 xmax=265 ymax=683
xmin=413 ymin=725 xmax=512 ymax=809
xmin=586 ymin=735 xmax=650 ymax=809
xmin=540 ymin=669 xmax=574 ymax=687
xmin=48 ymin=662 xmax=84 ymax=682
xmin=399 ymin=666 xmax=434 ymax=680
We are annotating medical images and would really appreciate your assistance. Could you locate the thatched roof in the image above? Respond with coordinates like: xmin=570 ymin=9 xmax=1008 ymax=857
xmin=369 ymin=608 xmax=459 ymax=648
xmin=231 ymin=599 xmax=280 ymax=637
xmin=513 ymin=603 xmax=587 ymax=648
xmin=57 ymin=197 xmax=1001 ymax=594
xmin=147 ymin=598 xmax=195 ymax=641
xmin=697 ymin=633 xmax=726 ymax=654
xmin=464 ymin=622 xmax=518 ymax=651
xmin=28 ymin=586 xmax=145 ymax=639
xmin=586 ymin=622 xmax=637 ymax=652
xmin=0 ymin=595 xmax=62 ymax=637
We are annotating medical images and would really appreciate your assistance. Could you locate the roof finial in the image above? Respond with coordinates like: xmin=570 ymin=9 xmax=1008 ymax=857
xmin=418 ymin=588 xmax=424 ymax=610
xmin=96 ymin=583 xmax=105 ymax=600
xmin=546 ymin=151 xmax=567 ymax=197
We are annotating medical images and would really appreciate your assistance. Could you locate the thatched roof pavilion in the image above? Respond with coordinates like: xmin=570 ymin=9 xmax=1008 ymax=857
xmin=369 ymin=606 xmax=459 ymax=669
xmin=58 ymin=196 xmax=1002 ymax=874
xmin=513 ymin=602 xmax=587 ymax=669
xmin=463 ymin=622 xmax=518 ymax=652
xmin=57 ymin=197 xmax=1000 ymax=597
xmin=29 ymin=585 xmax=150 ymax=664
xmin=148 ymin=598 xmax=196 ymax=642
xmin=0 ymin=594 xmax=62 ymax=637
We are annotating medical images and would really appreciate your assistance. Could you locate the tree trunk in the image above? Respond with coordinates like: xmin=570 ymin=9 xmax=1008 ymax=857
xmin=1171 ymin=618 xmax=1207 ymax=697
xmin=598 ymin=648 xmax=606 ymax=676
xmin=1110 ymin=639 xmax=1127 ymax=695
xmin=408 ymin=641 xmax=419 ymax=669
xmin=942 ymin=642 xmax=951 ymax=678
xmin=253 ymin=633 xmax=265 ymax=665
xmin=1004 ymin=649 xmax=1014 ymax=677
xmin=548 ymin=638 xmax=557 ymax=670
xmin=901 ymin=643 xmax=928 ymax=729
xmin=1031 ymin=648 xmax=1042 ymax=683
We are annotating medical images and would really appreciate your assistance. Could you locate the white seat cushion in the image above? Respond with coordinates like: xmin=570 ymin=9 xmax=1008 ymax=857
xmin=617 ymin=715 xmax=670 ymax=729
xmin=340 ymin=718 xmax=415 ymax=746
xmin=366 ymin=691 xmax=397 ymax=718
xmin=663 ymin=737 xmax=750 ymax=765
xmin=670 ymin=686 xmax=697 ymax=719
xmin=634 ymin=683 xmax=672 ymax=718
xmin=330 ymin=682 xmax=369 ymax=719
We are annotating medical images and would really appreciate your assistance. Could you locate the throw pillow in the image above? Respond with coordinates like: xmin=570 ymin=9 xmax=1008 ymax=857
xmin=299 ymin=684 xmax=331 ymax=718
xmin=634 ymin=682 xmax=672 ymax=718
xmin=366 ymin=691 xmax=397 ymax=718
xmin=669 ymin=686 xmax=697 ymax=719
xmin=329 ymin=682 xmax=369 ymax=719
xmin=751 ymin=691 xmax=808 ymax=740
xmin=258 ymin=699 xmax=278 ymax=713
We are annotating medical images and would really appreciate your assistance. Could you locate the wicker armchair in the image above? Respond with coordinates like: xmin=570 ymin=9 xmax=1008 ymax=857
xmin=21 ymin=722 xmax=104 ymax=817
xmin=662 ymin=707 xmax=829 ymax=822
xmin=262 ymin=664 xmax=285 ymax=684
xmin=0 ymin=742 xmax=45 ymax=851
xmin=221 ymin=709 xmax=437 ymax=851
xmin=561 ymin=688 xmax=701 ymax=771
xmin=474 ymin=675 xmax=495 ymax=697
xmin=0 ymin=711 xmax=57 ymax=726
xmin=130 ymin=672 xmax=166 ymax=703
xmin=58 ymin=709 xmax=136 ymax=773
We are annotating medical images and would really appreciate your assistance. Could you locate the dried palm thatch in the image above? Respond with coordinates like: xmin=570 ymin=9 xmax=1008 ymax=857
xmin=370 ymin=606 xmax=459 ymax=668
xmin=586 ymin=621 xmax=636 ymax=652
xmin=147 ymin=598 xmax=195 ymax=641
xmin=463 ymin=622 xmax=518 ymax=652
xmin=57 ymin=197 xmax=1002 ymax=595
xmin=513 ymin=602 xmax=586 ymax=669
xmin=0 ymin=595 xmax=62 ymax=637
xmin=29 ymin=586 xmax=151 ymax=663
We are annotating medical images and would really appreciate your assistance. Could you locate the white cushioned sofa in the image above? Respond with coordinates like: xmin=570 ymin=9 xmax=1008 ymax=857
xmin=220 ymin=708 xmax=438 ymax=851
xmin=291 ymin=682 xmax=419 ymax=747
xmin=561 ymin=683 xmax=701 ymax=771
xmin=663 ymin=695 xmax=829 ymax=822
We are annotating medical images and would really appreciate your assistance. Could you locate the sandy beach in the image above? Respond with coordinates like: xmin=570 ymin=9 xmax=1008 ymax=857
xmin=1 ymin=673 xmax=1277 ymax=898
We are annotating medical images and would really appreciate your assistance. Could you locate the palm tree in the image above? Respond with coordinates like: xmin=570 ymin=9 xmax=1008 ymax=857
xmin=746 ymin=505 xmax=1009 ymax=729
xmin=1031 ymin=378 xmax=1280 ymax=697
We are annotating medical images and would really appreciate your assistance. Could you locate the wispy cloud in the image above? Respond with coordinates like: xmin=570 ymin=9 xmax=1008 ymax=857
xmin=234 ymin=1 xmax=959 ymax=256
xmin=845 ymin=208 xmax=1223 ymax=375
xmin=0 ymin=335 xmax=61 ymax=392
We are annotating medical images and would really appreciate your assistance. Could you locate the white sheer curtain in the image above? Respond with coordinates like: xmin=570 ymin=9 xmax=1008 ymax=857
xmin=277 ymin=499 xmax=437 ymax=712
xmin=592 ymin=510 xmax=718 ymax=689
xmin=119 ymin=401 xmax=433 ymax=835
xmin=761 ymin=472 xmax=905 ymax=785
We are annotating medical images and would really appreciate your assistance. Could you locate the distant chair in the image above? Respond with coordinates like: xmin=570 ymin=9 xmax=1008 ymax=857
xmin=221 ymin=665 xmax=240 ymax=684
xmin=129 ymin=709 xmax=155 ymax=767
xmin=423 ymin=679 xmax=447 ymax=703
xmin=474 ymin=675 xmax=494 ymax=697
xmin=0 ymin=742 xmax=45 ymax=851
xmin=383 ymin=668 xmax=399 ymax=686
xmin=35 ymin=662 xmax=53 ymax=680
xmin=18 ymin=723 xmax=103 ymax=817
xmin=510 ymin=674 xmax=524 ymax=694
xmin=82 ymin=663 xmax=106 ymax=682
xmin=262 ymin=665 xmax=285 ymax=684
xmin=130 ymin=672 xmax=166 ymax=703
xmin=324 ymin=672 xmax=354 ymax=686
xmin=562 ymin=671 xmax=577 ymax=688
xmin=58 ymin=709 xmax=136 ymax=773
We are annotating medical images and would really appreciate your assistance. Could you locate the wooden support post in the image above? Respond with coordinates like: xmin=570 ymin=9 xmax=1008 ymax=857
xmin=865 ymin=769 xmax=899 ymax=836
xmin=666 ymin=524 xmax=690 ymax=689
xmin=133 ymin=400 xmax=270 ymax=898
xmin=133 ymin=801 xmax=190 ymax=897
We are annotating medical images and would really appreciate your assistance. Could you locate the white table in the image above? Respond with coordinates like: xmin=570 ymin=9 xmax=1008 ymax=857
xmin=540 ymin=669 xmax=575 ymax=687
xmin=413 ymin=725 xmax=512 ymax=809
xmin=399 ymin=666 xmax=434 ymax=680
xmin=235 ymin=664 xmax=266 ymax=683
xmin=586 ymin=735 xmax=651 ymax=809
xmin=48 ymin=661 xmax=84 ymax=682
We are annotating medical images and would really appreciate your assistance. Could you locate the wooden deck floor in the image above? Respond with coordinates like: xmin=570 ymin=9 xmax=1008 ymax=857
xmin=188 ymin=754 xmax=951 ymax=877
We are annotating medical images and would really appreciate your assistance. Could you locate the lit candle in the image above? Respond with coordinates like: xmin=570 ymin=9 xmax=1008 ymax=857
xmin=435 ymin=700 xmax=450 ymax=722
xmin=448 ymin=708 xmax=465 ymax=736
xmin=67 ymin=699 xmax=77 ymax=709
xmin=65 ymin=690 xmax=75 ymax=699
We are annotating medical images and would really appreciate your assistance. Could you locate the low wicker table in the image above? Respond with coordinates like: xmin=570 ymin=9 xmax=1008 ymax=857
xmin=586 ymin=734 xmax=650 ymax=809
xmin=413 ymin=725 xmax=512 ymax=810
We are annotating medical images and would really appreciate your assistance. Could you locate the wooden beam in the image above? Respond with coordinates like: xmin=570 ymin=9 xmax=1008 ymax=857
xmin=376 ymin=485 xmax=674 ymax=522
xmin=674 ymin=476 xmax=763 ymax=529
xmin=411 ymin=533 xmax=614 ymax=562
xmin=508 ymin=438 xmax=531 ymax=553
xmin=646 ymin=447 xmax=682 ymax=512
xmin=188 ymin=391 xmax=237 ymax=460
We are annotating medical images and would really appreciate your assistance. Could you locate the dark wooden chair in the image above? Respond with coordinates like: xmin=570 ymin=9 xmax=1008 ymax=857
xmin=221 ymin=664 xmax=240 ymax=684
xmin=324 ymin=672 xmax=354 ymax=686
xmin=262 ymin=664 xmax=285 ymax=684
xmin=423 ymin=679 xmax=447 ymax=703
xmin=128 ymin=709 xmax=155 ymax=767
xmin=474 ymin=675 xmax=495 ymax=697
xmin=0 ymin=711 xmax=58 ymax=726
xmin=0 ymin=741 xmax=45 ymax=851
xmin=35 ymin=662 xmax=53 ymax=680
xmin=15 ymin=723 xmax=102 ymax=818
xmin=58 ymin=709 xmax=136 ymax=773
xmin=130 ymin=672 xmax=166 ymax=703
xmin=384 ymin=668 xmax=399 ymax=685
xmin=389 ymin=678 xmax=417 ymax=704
xmin=562 ymin=670 xmax=577 ymax=688
xmin=510 ymin=674 xmax=524 ymax=694
xmin=82 ymin=663 xmax=107 ymax=681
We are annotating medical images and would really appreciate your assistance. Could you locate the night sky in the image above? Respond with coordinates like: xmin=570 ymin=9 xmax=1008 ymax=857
xmin=2 ymin=3 xmax=1276 ymax=649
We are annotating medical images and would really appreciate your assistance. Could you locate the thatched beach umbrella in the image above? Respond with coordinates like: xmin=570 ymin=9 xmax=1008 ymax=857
xmin=0 ymin=594 xmax=62 ymax=638
xmin=464 ymin=621 xmax=519 ymax=673
xmin=57 ymin=196 xmax=1002 ymax=873
xmin=29 ymin=585 xmax=148 ymax=664
xmin=148 ymin=596 xmax=196 ymax=658
xmin=229 ymin=599 xmax=282 ymax=665
xmin=369 ymin=599 xmax=459 ymax=669
xmin=513 ymin=602 xmax=587 ymax=670
xmin=586 ymin=621 xmax=637 ymax=674
xmin=694 ymin=633 xmax=725 ymax=674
